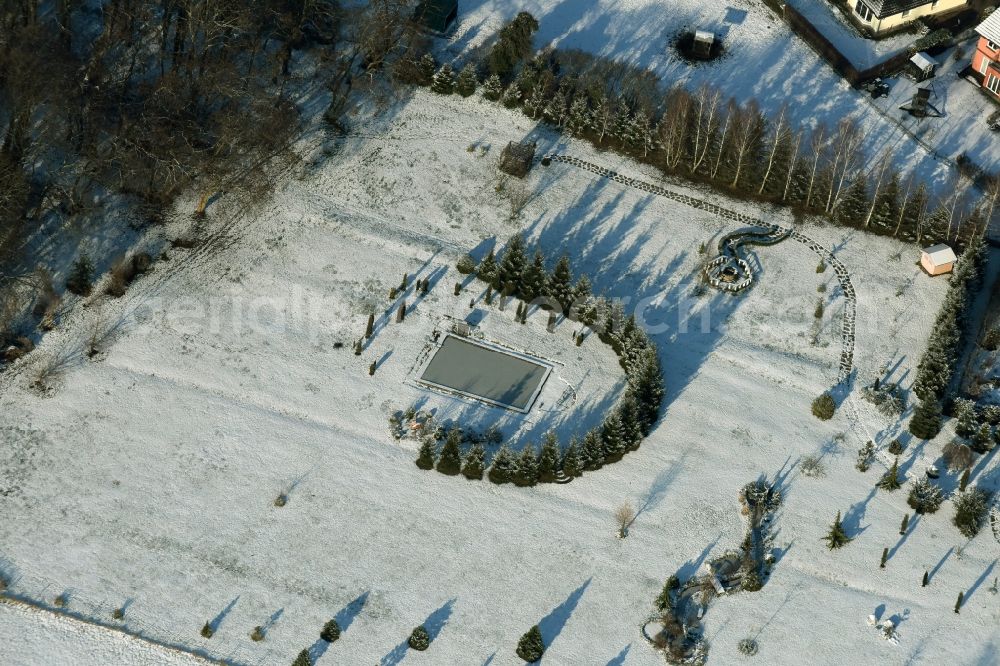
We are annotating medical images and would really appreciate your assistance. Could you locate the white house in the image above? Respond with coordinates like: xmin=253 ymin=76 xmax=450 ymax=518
xmin=849 ymin=0 xmax=970 ymax=35
xmin=920 ymin=243 xmax=957 ymax=275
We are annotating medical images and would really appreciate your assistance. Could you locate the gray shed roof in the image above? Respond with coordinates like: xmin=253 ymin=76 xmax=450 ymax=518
xmin=977 ymin=11 xmax=1000 ymax=45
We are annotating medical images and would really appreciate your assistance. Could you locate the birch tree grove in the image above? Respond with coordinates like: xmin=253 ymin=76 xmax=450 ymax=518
xmin=758 ymin=106 xmax=792 ymax=196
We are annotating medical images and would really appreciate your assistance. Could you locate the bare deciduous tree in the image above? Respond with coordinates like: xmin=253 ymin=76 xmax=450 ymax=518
xmin=615 ymin=502 xmax=635 ymax=538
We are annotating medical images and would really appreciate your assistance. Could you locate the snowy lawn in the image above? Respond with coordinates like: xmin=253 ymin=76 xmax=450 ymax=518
xmin=1 ymin=90 xmax=998 ymax=666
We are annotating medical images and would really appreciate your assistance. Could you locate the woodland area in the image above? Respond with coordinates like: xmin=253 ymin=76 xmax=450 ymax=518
xmin=0 ymin=0 xmax=422 ymax=346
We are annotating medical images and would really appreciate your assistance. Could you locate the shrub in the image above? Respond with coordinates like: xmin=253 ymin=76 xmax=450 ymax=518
xmin=814 ymin=300 xmax=824 ymax=319
xmin=800 ymin=455 xmax=825 ymax=478
xmin=456 ymin=254 xmax=476 ymax=274
xmin=855 ymin=441 xmax=874 ymax=472
xmin=320 ymin=619 xmax=341 ymax=643
xmin=201 ymin=622 xmax=213 ymax=638
xmin=408 ymin=625 xmax=430 ymax=651
xmin=908 ymin=478 xmax=944 ymax=514
xmin=515 ymin=625 xmax=545 ymax=663
xmin=982 ymin=328 xmax=1000 ymax=351
xmin=251 ymin=626 xmax=265 ymax=641
xmin=887 ymin=438 xmax=905 ymax=455
xmin=54 ymin=593 xmax=68 ymax=608
xmin=954 ymin=487 xmax=990 ymax=538
xmin=738 ymin=638 xmax=759 ymax=656
xmin=811 ymin=392 xmax=836 ymax=420
xmin=112 ymin=607 xmax=124 ymax=620
xmin=66 ymin=255 xmax=94 ymax=296
xmin=943 ymin=440 xmax=974 ymax=472
xmin=741 ymin=568 xmax=762 ymax=592
xmin=816 ymin=260 xmax=826 ymax=273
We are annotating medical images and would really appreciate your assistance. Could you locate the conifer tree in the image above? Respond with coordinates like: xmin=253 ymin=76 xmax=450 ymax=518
xmin=501 ymin=82 xmax=522 ymax=108
xmin=972 ymin=423 xmax=993 ymax=454
xmin=543 ymin=87 xmax=567 ymax=127
xmin=922 ymin=570 xmax=929 ymax=587
xmin=66 ymin=254 xmax=94 ymax=296
xmin=619 ymin=394 xmax=644 ymax=450
xmin=537 ymin=432 xmax=560 ymax=482
xmin=571 ymin=275 xmax=592 ymax=311
xmin=416 ymin=437 xmax=436 ymax=470
xmin=565 ymin=95 xmax=591 ymax=136
xmin=477 ymin=249 xmax=500 ymax=288
xmin=900 ymin=513 xmax=909 ymax=535
xmin=482 ymin=74 xmax=503 ymax=101
xmin=582 ymin=430 xmax=604 ymax=470
xmin=561 ymin=437 xmax=583 ymax=478
xmin=431 ymin=64 xmax=455 ymax=95
xmin=455 ymin=64 xmax=477 ymax=97
xmin=354 ymin=339 xmax=362 ymax=355
xmin=907 ymin=478 xmax=944 ymax=514
xmin=396 ymin=300 xmax=406 ymax=323
xmin=954 ymin=487 xmax=989 ymax=538
xmin=880 ymin=547 xmax=889 ymax=568
xmin=546 ymin=255 xmax=573 ymax=314
xmin=877 ymin=458 xmax=902 ymax=491
xmin=523 ymin=83 xmax=546 ymax=119
xmin=487 ymin=445 xmax=515 ymax=484
xmin=834 ymin=175 xmax=868 ymax=227
xmin=602 ymin=412 xmax=628 ymax=462
xmin=513 ymin=445 xmax=540 ymax=487
xmin=515 ymin=625 xmax=545 ymax=663
xmin=811 ymin=392 xmax=836 ymax=420
xmin=417 ymin=53 xmax=436 ymax=86
xmin=292 ymin=649 xmax=312 ymax=666
xmin=365 ymin=313 xmax=374 ymax=338
xmin=823 ymin=511 xmax=852 ymax=549
xmin=498 ymin=234 xmax=527 ymax=294
xmin=436 ymin=428 xmax=462 ymax=475
xmin=654 ymin=577 xmax=677 ymax=611
xmin=521 ymin=251 xmax=547 ymax=302
xmin=954 ymin=398 xmax=979 ymax=437
xmin=954 ymin=591 xmax=963 ymax=613
xmin=909 ymin=398 xmax=943 ymax=439
xmin=462 ymin=443 xmax=485 ymax=480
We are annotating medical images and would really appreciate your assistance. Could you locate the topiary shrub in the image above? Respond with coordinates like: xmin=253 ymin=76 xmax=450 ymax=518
xmin=408 ymin=625 xmax=430 ymax=651
xmin=811 ymin=392 xmax=836 ymax=420
xmin=515 ymin=625 xmax=545 ymax=663
xmin=320 ymin=619 xmax=341 ymax=643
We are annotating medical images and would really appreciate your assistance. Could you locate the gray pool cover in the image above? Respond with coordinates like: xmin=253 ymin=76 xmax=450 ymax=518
xmin=419 ymin=336 xmax=549 ymax=411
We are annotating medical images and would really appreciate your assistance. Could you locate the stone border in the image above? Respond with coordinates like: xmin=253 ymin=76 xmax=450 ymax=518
xmin=544 ymin=154 xmax=857 ymax=383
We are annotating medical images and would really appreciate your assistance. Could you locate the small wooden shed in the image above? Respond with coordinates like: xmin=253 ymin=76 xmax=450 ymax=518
xmin=693 ymin=30 xmax=715 ymax=59
xmin=499 ymin=141 xmax=537 ymax=177
xmin=413 ymin=0 xmax=458 ymax=34
xmin=910 ymin=52 xmax=939 ymax=81
xmin=921 ymin=244 xmax=957 ymax=276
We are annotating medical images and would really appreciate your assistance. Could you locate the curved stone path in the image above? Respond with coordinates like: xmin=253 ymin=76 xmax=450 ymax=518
xmin=543 ymin=154 xmax=857 ymax=383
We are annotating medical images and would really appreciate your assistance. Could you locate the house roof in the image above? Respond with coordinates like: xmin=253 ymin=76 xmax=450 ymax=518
xmin=862 ymin=0 xmax=937 ymax=19
xmin=977 ymin=11 xmax=1000 ymax=45
xmin=922 ymin=244 xmax=957 ymax=265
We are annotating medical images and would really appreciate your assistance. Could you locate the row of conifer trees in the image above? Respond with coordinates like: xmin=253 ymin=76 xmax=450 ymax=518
xmin=416 ymin=235 xmax=664 ymax=483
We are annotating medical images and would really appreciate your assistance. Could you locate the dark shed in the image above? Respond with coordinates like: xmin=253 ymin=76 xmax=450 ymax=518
xmin=499 ymin=141 xmax=537 ymax=177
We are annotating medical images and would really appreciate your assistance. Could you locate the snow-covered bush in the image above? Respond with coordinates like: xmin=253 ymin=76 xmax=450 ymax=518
xmin=855 ymin=441 xmax=875 ymax=472
xmin=908 ymin=478 xmax=944 ymax=514
xmin=953 ymin=488 xmax=990 ymax=538
xmin=862 ymin=383 xmax=904 ymax=417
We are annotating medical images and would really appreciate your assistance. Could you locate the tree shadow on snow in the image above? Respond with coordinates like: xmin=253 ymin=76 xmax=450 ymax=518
xmin=537 ymin=579 xmax=591 ymax=649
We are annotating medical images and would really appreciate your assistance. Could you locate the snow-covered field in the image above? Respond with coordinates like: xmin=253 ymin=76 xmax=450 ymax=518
xmin=441 ymin=0 xmax=1000 ymax=199
xmin=2 ymin=88 xmax=998 ymax=665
